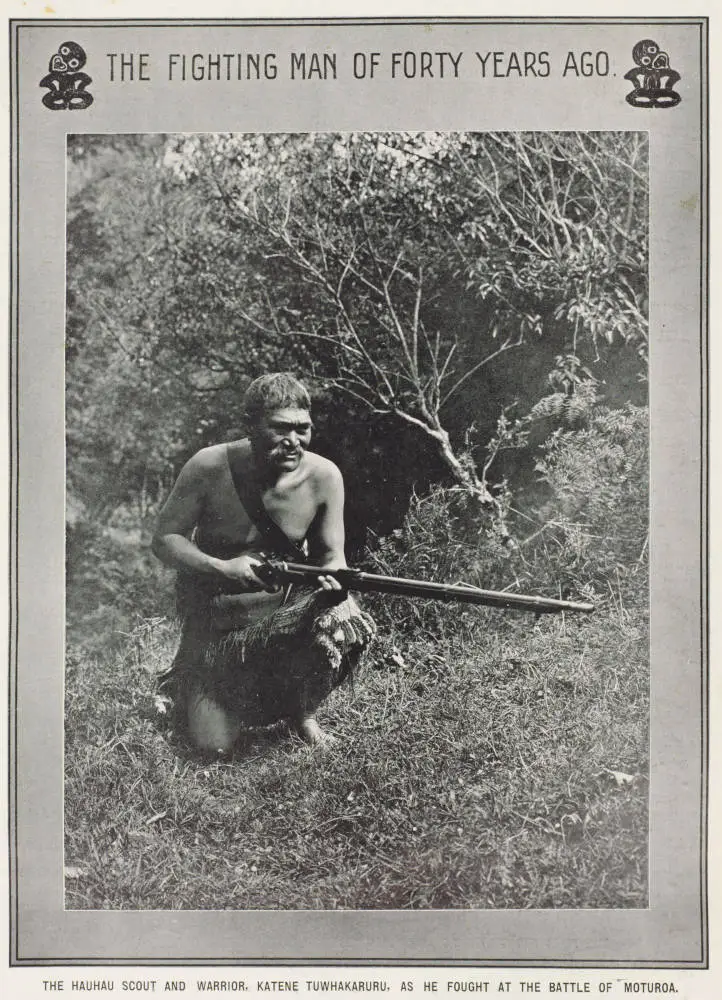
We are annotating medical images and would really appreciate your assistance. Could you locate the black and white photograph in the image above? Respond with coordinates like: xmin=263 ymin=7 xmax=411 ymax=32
xmin=7 ymin=8 xmax=709 ymax=981
xmin=65 ymin=130 xmax=650 ymax=912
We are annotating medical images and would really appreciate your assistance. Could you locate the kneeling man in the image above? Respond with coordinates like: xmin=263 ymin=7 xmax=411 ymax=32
xmin=152 ymin=372 xmax=375 ymax=752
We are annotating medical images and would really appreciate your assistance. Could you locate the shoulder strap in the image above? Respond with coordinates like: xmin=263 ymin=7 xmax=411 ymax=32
xmin=226 ymin=442 xmax=307 ymax=562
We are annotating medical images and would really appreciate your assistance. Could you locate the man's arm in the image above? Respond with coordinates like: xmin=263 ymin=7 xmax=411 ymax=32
xmin=152 ymin=453 xmax=221 ymax=576
xmin=152 ymin=452 xmax=269 ymax=590
xmin=308 ymin=460 xmax=347 ymax=571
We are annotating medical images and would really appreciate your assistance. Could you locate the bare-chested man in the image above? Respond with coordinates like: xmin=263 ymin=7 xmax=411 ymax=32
xmin=152 ymin=373 xmax=373 ymax=753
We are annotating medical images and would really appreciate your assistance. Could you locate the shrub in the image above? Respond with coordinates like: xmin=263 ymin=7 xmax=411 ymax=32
xmin=364 ymin=402 xmax=648 ymax=644
xmin=67 ymin=517 xmax=175 ymax=651
xmin=518 ymin=403 xmax=648 ymax=609
xmin=364 ymin=482 xmax=514 ymax=640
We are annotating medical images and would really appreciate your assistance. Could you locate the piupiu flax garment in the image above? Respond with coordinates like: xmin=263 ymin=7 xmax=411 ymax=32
xmin=168 ymin=558 xmax=375 ymax=727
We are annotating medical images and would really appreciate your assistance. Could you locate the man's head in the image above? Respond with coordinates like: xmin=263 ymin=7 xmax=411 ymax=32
xmin=243 ymin=372 xmax=311 ymax=427
xmin=244 ymin=373 xmax=313 ymax=473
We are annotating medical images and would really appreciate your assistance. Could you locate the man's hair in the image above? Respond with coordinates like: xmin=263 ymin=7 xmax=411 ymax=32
xmin=243 ymin=372 xmax=311 ymax=427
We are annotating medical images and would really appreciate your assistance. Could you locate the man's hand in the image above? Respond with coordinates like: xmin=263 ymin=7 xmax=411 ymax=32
xmin=220 ymin=554 xmax=279 ymax=592
xmin=316 ymin=595 xmax=377 ymax=649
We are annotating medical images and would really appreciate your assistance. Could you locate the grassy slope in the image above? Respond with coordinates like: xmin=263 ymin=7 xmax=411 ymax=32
xmin=65 ymin=599 xmax=648 ymax=911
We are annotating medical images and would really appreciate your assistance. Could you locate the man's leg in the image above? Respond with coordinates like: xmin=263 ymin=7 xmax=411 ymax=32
xmin=293 ymin=713 xmax=337 ymax=746
xmin=187 ymin=683 xmax=242 ymax=754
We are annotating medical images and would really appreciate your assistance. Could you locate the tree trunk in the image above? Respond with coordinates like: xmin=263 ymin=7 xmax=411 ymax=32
xmin=432 ymin=424 xmax=494 ymax=504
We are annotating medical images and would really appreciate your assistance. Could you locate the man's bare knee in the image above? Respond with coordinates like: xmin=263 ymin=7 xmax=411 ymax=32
xmin=187 ymin=689 xmax=241 ymax=753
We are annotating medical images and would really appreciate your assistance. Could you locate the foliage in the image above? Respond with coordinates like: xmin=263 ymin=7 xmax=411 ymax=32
xmin=357 ymin=399 xmax=647 ymax=683
xmin=454 ymin=133 xmax=648 ymax=358
xmin=67 ymin=517 xmax=175 ymax=651
xmin=66 ymin=132 xmax=648 ymax=533
xmin=167 ymin=132 xmax=647 ymax=500
xmin=364 ymin=483 xmax=513 ymax=639
xmin=517 ymin=403 xmax=649 ymax=608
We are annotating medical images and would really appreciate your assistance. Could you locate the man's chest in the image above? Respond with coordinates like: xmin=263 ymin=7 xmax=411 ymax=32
xmin=201 ymin=470 xmax=317 ymax=542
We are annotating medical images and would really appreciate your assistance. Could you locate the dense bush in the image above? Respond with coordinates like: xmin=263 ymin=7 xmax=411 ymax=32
xmin=364 ymin=402 xmax=648 ymax=643
xmin=519 ymin=402 xmax=648 ymax=609
xmin=364 ymin=482 xmax=513 ymax=639
xmin=67 ymin=517 xmax=175 ymax=651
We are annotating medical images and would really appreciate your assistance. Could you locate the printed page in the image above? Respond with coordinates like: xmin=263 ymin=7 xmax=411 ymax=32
xmin=4 ymin=1 xmax=715 ymax=997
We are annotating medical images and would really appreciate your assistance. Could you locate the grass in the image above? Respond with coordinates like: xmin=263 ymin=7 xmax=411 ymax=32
xmin=64 ymin=596 xmax=648 ymax=911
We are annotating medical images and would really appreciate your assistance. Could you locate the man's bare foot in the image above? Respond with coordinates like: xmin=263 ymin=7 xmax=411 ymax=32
xmin=295 ymin=716 xmax=337 ymax=747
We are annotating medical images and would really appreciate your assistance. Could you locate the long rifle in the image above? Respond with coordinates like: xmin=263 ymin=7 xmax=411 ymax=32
xmin=259 ymin=560 xmax=594 ymax=615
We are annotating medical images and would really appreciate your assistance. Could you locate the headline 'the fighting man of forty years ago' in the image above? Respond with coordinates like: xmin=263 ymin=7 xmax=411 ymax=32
xmin=104 ymin=48 xmax=614 ymax=83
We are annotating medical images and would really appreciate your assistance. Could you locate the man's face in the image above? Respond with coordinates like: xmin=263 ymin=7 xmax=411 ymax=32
xmin=250 ymin=407 xmax=313 ymax=472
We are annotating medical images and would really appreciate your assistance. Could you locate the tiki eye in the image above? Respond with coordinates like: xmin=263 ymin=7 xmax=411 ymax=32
xmin=648 ymin=44 xmax=658 ymax=54
xmin=69 ymin=59 xmax=79 ymax=68
xmin=61 ymin=46 xmax=70 ymax=55
xmin=641 ymin=56 xmax=651 ymax=65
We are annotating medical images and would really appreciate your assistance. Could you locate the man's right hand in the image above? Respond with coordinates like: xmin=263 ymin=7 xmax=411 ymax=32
xmin=219 ymin=554 xmax=279 ymax=593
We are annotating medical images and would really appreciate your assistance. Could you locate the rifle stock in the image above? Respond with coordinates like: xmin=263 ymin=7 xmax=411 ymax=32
xmin=261 ymin=560 xmax=594 ymax=615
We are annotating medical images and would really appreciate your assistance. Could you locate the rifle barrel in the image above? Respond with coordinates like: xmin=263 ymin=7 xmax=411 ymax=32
xmin=266 ymin=561 xmax=594 ymax=614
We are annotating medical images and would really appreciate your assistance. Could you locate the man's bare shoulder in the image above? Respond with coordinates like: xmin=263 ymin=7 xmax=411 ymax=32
xmin=186 ymin=441 xmax=245 ymax=475
xmin=305 ymin=451 xmax=344 ymax=490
